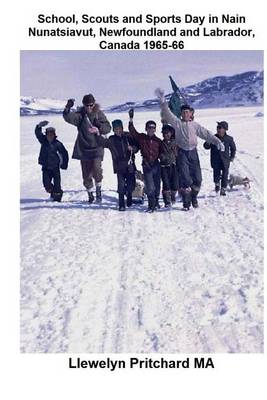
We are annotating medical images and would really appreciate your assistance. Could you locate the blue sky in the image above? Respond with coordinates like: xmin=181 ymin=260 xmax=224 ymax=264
xmin=20 ymin=50 xmax=263 ymax=107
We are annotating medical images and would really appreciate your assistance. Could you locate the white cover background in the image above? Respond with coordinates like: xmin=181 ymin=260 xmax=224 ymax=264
xmin=1 ymin=0 xmax=266 ymax=399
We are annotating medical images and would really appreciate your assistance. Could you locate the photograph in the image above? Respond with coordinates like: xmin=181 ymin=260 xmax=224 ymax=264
xmin=20 ymin=50 xmax=263 ymax=353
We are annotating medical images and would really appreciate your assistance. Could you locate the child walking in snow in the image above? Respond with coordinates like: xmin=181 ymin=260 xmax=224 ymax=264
xmin=35 ymin=120 xmax=69 ymax=202
xmin=95 ymin=119 xmax=139 ymax=211
xmin=203 ymin=121 xmax=236 ymax=196
xmin=159 ymin=124 xmax=179 ymax=207
xmin=128 ymin=108 xmax=162 ymax=213
xmin=155 ymin=88 xmax=225 ymax=210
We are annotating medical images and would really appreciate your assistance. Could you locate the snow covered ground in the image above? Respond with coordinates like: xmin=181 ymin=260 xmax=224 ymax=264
xmin=20 ymin=106 xmax=264 ymax=353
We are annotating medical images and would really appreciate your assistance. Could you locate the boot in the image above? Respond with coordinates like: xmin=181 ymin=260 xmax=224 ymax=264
xmin=215 ymin=183 xmax=220 ymax=193
xmin=191 ymin=188 xmax=199 ymax=208
xmin=220 ymin=187 xmax=226 ymax=196
xmin=96 ymin=186 xmax=102 ymax=203
xmin=119 ymin=194 xmax=125 ymax=211
xmin=126 ymin=193 xmax=132 ymax=207
xmin=182 ymin=188 xmax=191 ymax=210
xmin=46 ymin=183 xmax=54 ymax=194
xmin=52 ymin=191 xmax=63 ymax=202
xmin=171 ymin=191 xmax=176 ymax=204
xmin=163 ymin=191 xmax=171 ymax=208
xmin=88 ymin=191 xmax=94 ymax=203
xmin=155 ymin=196 xmax=161 ymax=209
xmin=146 ymin=196 xmax=156 ymax=213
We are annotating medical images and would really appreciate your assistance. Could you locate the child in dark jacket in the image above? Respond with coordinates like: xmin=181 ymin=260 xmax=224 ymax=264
xmin=35 ymin=120 xmax=69 ymax=202
xmin=160 ymin=124 xmax=179 ymax=207
xmin=203 ymin=121 xmax=236 ymax=196
xmin=96 ymin=119 xmax=138 ymax=211
xmin=128 ymin=109 xmax=162 ymax=212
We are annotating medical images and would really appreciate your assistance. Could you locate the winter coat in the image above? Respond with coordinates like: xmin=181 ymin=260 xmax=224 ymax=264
xmin=160 ymin=101 xmax=222 ymax=150
xmin=35 ymin=125 xmax=69 ymax=170
xmin=160 ymin=139 xmax=178 ymax=167
xmin=203 ymin=133 xmax=236 ymax=168
xmin=96 ymin=132 xmax=138 ymax=174
xmin=63 ymin=104 xmax=111 ymax=161
xmin=128 ymin=121 xmax=162 ymax=166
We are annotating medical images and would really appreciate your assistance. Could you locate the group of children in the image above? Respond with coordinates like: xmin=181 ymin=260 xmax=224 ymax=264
xmin=34 ymin=92 xmax=237 ymax=211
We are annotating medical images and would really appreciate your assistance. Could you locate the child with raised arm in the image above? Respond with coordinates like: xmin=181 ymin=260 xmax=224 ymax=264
xmin=155 ymin=88 xmax=225 ymax=210
xmin=35 ymin=120 xmax=69 ymax=202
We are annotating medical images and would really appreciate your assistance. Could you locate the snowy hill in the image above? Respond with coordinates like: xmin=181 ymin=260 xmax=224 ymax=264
xmin=20 ymin=96 xmax=67 ymax=116
xmin=20 ymin=71 xmax=263 ymax=116
xmin=184 ymin=70 xmax=263 ymax=108
xmin=107 ymin=71 xmax=263 ymax=112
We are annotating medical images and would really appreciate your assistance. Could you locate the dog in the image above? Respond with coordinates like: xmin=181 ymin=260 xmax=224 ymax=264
xmin=228 ymin=174 xmax=251 ymax=189
xmin=132 ymin=179 xmax=145 ymax=198
xmin=132 ymin=170 xmax=145 ymax=204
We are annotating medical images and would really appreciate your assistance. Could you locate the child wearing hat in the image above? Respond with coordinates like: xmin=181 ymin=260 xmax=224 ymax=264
xmin=35 ymin=120 xmax=69 ymax=202
xmin=156 ymin=88 xmax=225 ymax=210
xmin=95 ymin=119 xmax=138 ymax=211
xmin=203 ymin=121 xmax=236 ymax=195
xmin=160 ymin=124 xmax=179 ymax=207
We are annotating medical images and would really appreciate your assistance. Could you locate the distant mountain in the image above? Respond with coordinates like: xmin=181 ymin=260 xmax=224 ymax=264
xmin=20 ymin=97 xmax=66 ymax=116
xmin=107 ymin=71 xmax=263 ymax=112
xmin=184 ymin=70 xmax=263 ymax=108
xmin=20 ymin=71 xmax=263 ymax=116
